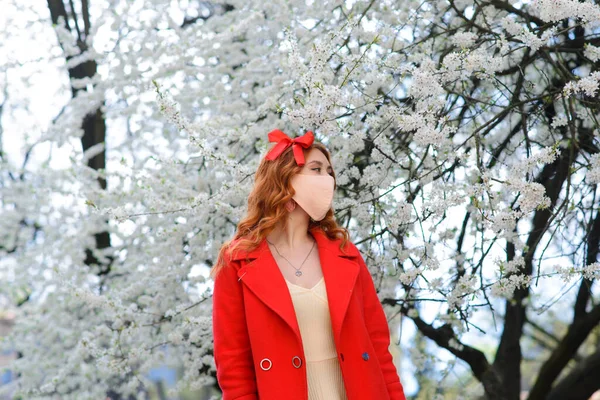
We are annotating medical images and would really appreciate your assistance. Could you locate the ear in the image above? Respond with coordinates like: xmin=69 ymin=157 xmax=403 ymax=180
xmin=285 ymin=199 xmax=296 ymax=212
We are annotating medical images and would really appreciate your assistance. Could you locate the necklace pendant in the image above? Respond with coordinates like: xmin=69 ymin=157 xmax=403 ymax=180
xmin=295 ymin=270 xmax=303 ymax=277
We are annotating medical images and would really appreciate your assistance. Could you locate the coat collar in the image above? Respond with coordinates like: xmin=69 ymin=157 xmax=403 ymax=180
xmin=234 ymin=226 xmax=360 ymax=346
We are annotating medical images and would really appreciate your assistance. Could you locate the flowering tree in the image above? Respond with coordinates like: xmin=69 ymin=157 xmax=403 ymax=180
xmin=1 ymin=0 xmax=599 ymax=399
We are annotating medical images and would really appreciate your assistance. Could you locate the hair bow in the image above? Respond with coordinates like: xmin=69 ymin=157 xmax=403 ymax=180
xmin=265 ymin=129 xmax=314 ymax=166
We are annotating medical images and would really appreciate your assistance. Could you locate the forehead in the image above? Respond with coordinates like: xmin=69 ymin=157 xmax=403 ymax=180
xmin=305 ymin=148 xmax=330 ymax=165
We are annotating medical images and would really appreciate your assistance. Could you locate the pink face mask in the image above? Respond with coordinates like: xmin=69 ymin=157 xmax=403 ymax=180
xmin=290 ymin=174 xmax=335 ymax=221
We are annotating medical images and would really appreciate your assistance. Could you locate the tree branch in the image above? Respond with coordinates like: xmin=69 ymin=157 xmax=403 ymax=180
xmin=407 ymin=314 xmax=505 ymax=399
xmin=546 ymin=347 xmax=600 ymax=400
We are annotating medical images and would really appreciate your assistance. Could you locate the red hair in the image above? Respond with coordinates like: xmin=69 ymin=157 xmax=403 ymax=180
xmin=209 ymin=138 xmax=351 ymax=280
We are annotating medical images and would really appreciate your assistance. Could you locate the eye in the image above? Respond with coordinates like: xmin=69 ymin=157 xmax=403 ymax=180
xmin=313 ymin=167 xmax=334 ymax=176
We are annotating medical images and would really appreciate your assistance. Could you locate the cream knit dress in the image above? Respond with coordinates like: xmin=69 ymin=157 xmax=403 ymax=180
xmin=284 ymin=276 xmax=348 ymax=400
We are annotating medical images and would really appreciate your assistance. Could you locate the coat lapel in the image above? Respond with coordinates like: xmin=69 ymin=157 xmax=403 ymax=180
xmin=234 ymin=227 xmax=360 ymax=346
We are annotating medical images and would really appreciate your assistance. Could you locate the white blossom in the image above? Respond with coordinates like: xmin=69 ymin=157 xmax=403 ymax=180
xmin=532 ymin=0 xmax=600 ymax=25
xmin=447 ymin=275 xmax=478 ymax=310
xmin=587 ymin=154 xmax=600 ymax=184
xmin=584 ymin=44 xmax=600 ymax=62
xmin=491 ymin=274 xmax=533 ymax=298
xmin=451 ymin=32 xmax=478 ymax=48
xmin=554 ymin=262 xmax=600 ymax=281
xmin=563 ymin=71 xmax=600 ymax=97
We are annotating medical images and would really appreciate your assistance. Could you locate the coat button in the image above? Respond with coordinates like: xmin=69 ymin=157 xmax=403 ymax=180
xmin=292 ymin=355 xmax=302 ymax=368
xmin=340 ymin=353 xmax=344 ymax=362
xmin=362 ymin=352 xmax=369 ymax=361
xmin=260 ymin=358 xmax=272 ymax=370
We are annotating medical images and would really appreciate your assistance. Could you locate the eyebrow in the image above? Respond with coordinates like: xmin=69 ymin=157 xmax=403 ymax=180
xmin=308 ymin=160 xmax=333 ymax=170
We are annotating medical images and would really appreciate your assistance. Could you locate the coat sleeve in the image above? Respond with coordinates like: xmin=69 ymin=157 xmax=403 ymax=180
xmin=212 ymin=254 xmax=258 ymax=400
xmin=356 ymin=246 xmax=407 ymax=400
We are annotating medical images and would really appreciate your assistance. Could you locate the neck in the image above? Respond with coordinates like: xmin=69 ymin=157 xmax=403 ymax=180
xmin=267 ymin=220 xmax=314 ymax=251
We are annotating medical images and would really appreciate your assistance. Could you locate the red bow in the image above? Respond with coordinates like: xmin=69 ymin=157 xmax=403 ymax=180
xmin=265 ymin=129 xmax=314 ymax=166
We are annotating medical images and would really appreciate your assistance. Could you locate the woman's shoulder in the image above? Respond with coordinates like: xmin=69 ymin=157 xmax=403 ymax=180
xmin=225 ymin=236 xmax=264 ymax=262
xmin=317 ymin=228 xmax=360 ymax=258
xmin=341 ymin=239 xmax=360 ymax=258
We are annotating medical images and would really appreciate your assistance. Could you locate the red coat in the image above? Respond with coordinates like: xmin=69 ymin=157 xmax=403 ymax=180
xmin=212 ymin=226 xmax=407 ymax=400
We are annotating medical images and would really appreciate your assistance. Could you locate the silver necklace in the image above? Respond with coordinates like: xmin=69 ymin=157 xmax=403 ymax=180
xmin=266 ymin=237 xmax=316 ymax=277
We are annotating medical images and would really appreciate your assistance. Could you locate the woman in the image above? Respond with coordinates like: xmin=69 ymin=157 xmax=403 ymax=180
xmin=210 ymin=129 xmax=406 ymax=400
